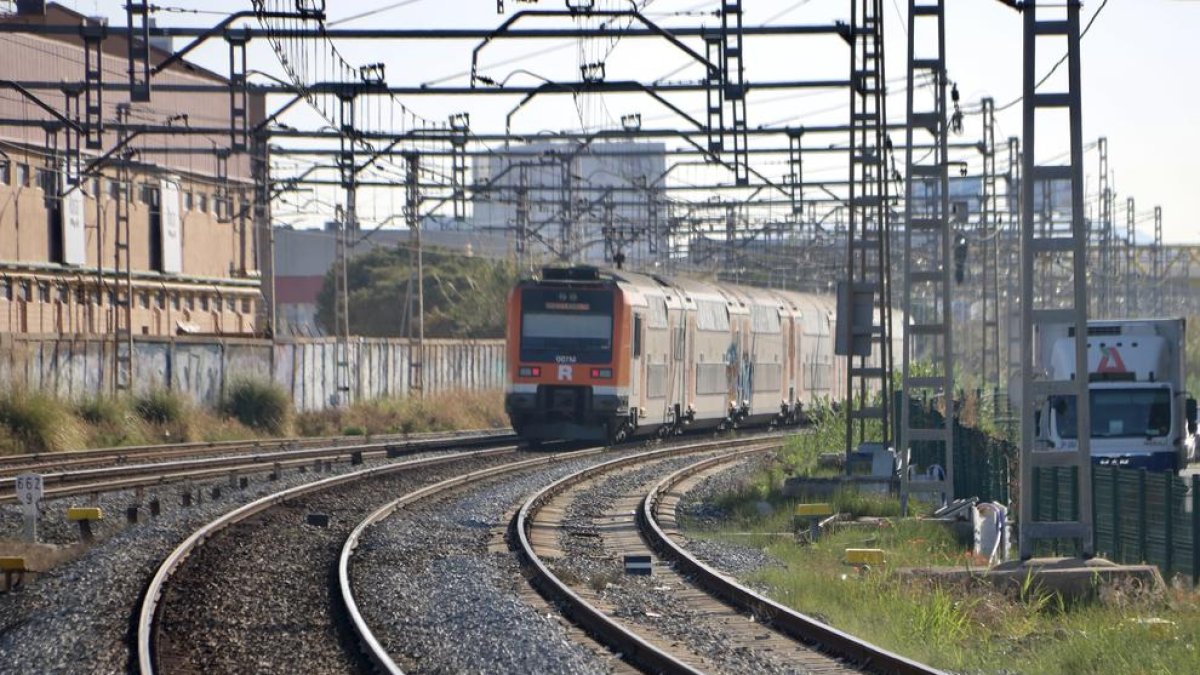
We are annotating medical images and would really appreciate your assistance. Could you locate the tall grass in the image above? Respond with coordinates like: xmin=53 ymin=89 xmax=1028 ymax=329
xmin=727 ymin=519 xmax=1200 ymax=673
xmin=0 ymin=390 xmax=84 ymax=453
xmin=222 ymin=378 xmax=292 ymax=435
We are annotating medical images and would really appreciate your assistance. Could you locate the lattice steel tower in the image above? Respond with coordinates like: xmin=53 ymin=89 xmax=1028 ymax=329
xmin=899 ymin=0 xmax=954 ymax=509
xmin=842 ymin=0 xmax=894 ymax=461
xmin=1018 ymin=0 xmax=1093 ymax=559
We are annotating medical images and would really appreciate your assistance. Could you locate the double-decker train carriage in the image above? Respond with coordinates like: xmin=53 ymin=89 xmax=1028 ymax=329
xmin=505 ymin=265 xmax=870 ymax=445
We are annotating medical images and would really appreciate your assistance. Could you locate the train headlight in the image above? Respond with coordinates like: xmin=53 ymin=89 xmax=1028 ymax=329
xmin=518 ymin=366 xmax=541 ymax=377
xmin=590 ymin=368 xmax=613 ymax=379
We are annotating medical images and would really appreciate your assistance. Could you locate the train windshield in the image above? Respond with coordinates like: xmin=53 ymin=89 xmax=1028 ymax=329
xmin=520 ymin=288 xmax=614 ymax=363
xmin=1051 ymin=388 xmax=1172 ymax=439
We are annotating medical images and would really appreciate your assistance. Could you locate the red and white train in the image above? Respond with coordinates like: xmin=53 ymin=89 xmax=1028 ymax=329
xmin=505 ymin=265 xmax=883 ymax=445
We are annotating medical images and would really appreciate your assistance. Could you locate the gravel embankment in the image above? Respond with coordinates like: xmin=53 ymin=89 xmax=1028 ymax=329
xmin=0 ymin=450 xmax=450 ymax=674
xmin=674 ymin=453 xmax=785 ymax=578
xmin=352 ymin=450 xmax=652 ymax=675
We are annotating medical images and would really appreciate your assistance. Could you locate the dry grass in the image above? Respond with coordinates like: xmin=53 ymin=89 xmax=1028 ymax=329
xmin=0 ymin=388 xmax=506 ymax=454
xmin=294 ymin=391 xmax=507 ymax=437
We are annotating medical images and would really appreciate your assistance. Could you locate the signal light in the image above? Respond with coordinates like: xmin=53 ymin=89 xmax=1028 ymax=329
xmin=518 ymin=366 xmax=541 ymax=377
xmin=590 ymin=368 xmax=613 ymax=379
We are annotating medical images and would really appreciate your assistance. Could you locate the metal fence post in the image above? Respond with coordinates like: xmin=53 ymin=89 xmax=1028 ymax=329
xmin=1138 ymin=469 xmax=1148 ymax=563
xmin=1191 ymin=474 xmax=1199 ymax=586
xmin=1164 ymin=474 xmax=1174 ymax=577
xmin=1110 ymin=467 xmax=1121 ymax=561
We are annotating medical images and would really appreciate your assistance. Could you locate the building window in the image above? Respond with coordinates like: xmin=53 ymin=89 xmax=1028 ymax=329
xmin=19 ymin=281 xmax=31 ymax=301
xmin=76 ymin=287 xmax=87 ymax=304
xmin=223 ymin=297 xmax=234 ymax=312
xmin=200 ymin=295 xmax=210 ymax=311
xmin=37 ymin=282 xmax=50 ymax=302
xmin=138 ymin=292 xmax=150 ymax=309
xmin=0 ymin=161 xmax=9 ymax=185
xmin=241 ymin=298 xmax=251 ymax=313
xmin=89 ymin=177 xmax=100 ymax=198
xmin=197 ymin=193 xmax=208 ymax=213
xmin=17 ymin=163 xmax=30 ymax=187
xmin=185 ymin=294 xmax=195 ymax=311
xmin=107 ymin=180 xmax=123 ymax=200
xmin=183 ymin=191 xmax=193 ymax=211
xmin=57 ymin=285 xmax=68 ymax=303
xmin=171 ymin=294 xmax=180 ymax=310
xmin=140 ymin=184 xmax=159 ymax=207
xmin=0 ymin=279 xmax=9 ymax=301
xmin=36 ymin=168 xmax=54 ymax=192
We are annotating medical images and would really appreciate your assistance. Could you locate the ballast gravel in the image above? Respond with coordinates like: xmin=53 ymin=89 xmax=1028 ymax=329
xmin=0 ymin=450 xmax=448 ymax=675
xmin=351 ymin=450 xmax=649 ymax=675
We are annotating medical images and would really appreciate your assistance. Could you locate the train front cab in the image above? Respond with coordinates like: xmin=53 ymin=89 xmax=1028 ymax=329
xmin=505 ymin=269 xmax=634 ymax=444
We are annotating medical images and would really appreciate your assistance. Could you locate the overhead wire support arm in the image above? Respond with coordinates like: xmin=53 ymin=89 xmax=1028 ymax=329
xmin=470 ymin=9 xmax=718 ymax=87
xmin=151 ymin=10 xmax=325 ymax=76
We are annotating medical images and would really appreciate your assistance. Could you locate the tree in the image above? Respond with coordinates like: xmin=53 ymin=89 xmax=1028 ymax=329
xmin=316 ymin=245 xmax=518 ymax=339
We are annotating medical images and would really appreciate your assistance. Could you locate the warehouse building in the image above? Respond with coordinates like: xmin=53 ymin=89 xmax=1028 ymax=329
xmin=0 ymin=1 xmax=264 ymax=337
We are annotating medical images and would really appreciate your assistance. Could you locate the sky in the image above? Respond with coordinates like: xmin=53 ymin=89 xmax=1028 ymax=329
xmin=54 ymin=0 xmax=1200 ymax=243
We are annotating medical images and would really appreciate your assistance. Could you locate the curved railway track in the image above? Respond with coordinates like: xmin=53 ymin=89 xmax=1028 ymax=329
xmin=136 ymin=442 xmax=526 ymax=674
xmin=512 ymin=439 xmax=941 ymax=674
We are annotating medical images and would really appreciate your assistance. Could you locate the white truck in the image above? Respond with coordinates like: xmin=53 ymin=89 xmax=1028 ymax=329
xmin=1037 ymin=319 xmax=1197 ymax=472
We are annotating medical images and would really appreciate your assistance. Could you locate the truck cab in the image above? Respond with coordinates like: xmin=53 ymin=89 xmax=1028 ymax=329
xmin=1039 ymin=320 xmax=1197 ymax=472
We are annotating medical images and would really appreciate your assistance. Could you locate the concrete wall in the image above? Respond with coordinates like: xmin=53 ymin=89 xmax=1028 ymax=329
xmin=0 ymin=335 xmax=506 ymax=410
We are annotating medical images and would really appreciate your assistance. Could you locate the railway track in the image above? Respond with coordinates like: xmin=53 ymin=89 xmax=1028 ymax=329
xmin=0 ymin=427 xmax=506 ymax=477
xmin=136 ymin=443 xmax=529 ymax=674
xmin=512 ymin=439 xmax=941 ymax=674
xmin=0 ymin=429 xmax=515 ymax=505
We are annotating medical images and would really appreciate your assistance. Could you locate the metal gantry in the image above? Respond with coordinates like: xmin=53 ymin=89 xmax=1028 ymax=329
xmin=840 ymin=0 xmax=894 ymax=462
xmin=1018 ymin=0 xmax=1093 ymax=559
xmin=899 ymin=0 xmax=953 ymax=509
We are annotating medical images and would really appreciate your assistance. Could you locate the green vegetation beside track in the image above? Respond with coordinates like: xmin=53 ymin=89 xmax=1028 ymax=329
xmin=684 ymin=407 xmax=1200 ymax=674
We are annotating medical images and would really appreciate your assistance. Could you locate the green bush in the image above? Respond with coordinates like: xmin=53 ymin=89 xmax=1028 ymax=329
xmin=222 ymin=378 xmax=292 ymax=436
xmin=0 ymin=390 xmax=84 ymax=453
xmin=134 ymin=389 xmax=188 ymax=426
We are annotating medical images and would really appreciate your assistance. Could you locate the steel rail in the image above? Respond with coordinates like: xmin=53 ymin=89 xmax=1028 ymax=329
xmin=639 ymin=453 xmax=943 ymax=675
xmin=338 ymin=446 xmax=608 ymax=674
xmin=135 ymin=444 xmax=520 ymax=675
xmin=0 ymin=427 xmax=503 ymax=468
xmin=512 ymin=435 xmax=783 ymax=674
xmin=0 ymin=432 xmax=517 ymax=504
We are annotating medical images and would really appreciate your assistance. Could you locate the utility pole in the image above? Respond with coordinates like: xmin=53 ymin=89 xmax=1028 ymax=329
xmin=900 ymin=0 xmax=954 ymax=511
xmin=407 ymin=153 xmax=424 ymax=396
xmin=113 ymin=103 xmax=134 ymax=393
xmin=1153 ymin=206 xmax=1163 ymax=316
xmin=1126 ymin=197 xmax=1135 ymax=316
xmin=1017 ymin=0 xmax=1093 ymax=560
xmin=333 ymin=93 xmax=356 ymax=407
xmin=841 ymin=0 xmax=893 ymax=463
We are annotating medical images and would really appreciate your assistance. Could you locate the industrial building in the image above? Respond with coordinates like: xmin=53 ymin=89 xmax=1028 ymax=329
xmin=0 ymin=1 xmax=264 ymax=338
